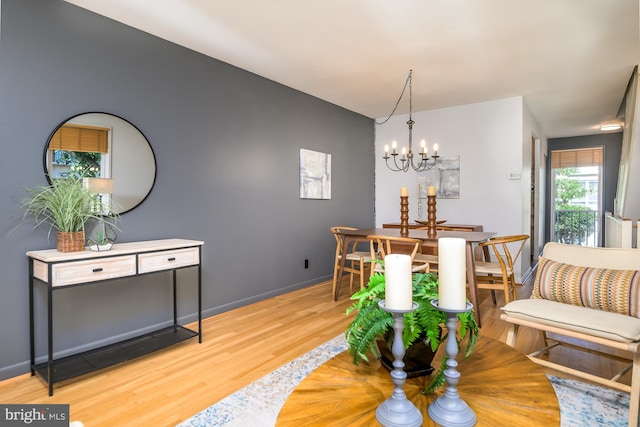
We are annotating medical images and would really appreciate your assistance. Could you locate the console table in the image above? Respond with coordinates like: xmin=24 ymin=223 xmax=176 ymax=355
xmin=28 ymin=238 xmax=204 ymax=396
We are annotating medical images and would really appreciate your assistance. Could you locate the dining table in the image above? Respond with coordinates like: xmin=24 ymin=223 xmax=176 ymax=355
xmin=334 ymin=227 xmax=496 ymax=327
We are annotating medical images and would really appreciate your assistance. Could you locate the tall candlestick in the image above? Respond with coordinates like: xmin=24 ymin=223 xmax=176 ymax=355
xmin=428 ymin=301 xmax=476 ymax=427
xmin=437 ymin=238 xmax=467 ymax=310
xmin=377 ymin=300 xmax=422 ymax=427
xmin=384 ymin=254 xmax=413 ymax=310
xmin=427 ymin=195 xmax=437 ymax=237
xmin=400 ymin=194 xmax=409 ymax=237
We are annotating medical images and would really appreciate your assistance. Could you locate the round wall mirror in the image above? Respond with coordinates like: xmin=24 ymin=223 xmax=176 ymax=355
xmin=44 ymin=112 xmax=157 ymax=214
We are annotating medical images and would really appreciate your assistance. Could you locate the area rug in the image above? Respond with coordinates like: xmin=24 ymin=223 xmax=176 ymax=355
xmin=176 ymin=335 xmax=630 ymax=427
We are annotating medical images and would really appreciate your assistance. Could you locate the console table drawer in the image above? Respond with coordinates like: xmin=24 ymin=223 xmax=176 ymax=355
xmin=138 ymin=247 xmax=200 ymax=274
xmin=34 ymin=255 xmax=137 ymax=287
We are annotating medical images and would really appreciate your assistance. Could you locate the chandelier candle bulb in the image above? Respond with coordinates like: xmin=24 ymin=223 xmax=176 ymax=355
xmin=384 ymin=254 xmax=413 ymax=310
xmin=437 ymin=237 xmax=467 ymax=310
xmin=433 ymin=143 xmax=439 ymax=156
xmin=427 ymin=185 xmax=436 ymax=196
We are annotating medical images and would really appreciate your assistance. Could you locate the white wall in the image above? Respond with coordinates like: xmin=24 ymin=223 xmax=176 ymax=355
xmin=375 ymin=96 xmax=538 ymax=279
xmin=620 ymin=67 xmax=640 ymax=219
xmin=523 ymin=98 xmax=547 ymax=273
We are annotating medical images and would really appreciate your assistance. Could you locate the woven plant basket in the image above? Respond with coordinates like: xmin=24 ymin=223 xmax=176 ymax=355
xmin=57 ymin=231 xmax=86 ymax=252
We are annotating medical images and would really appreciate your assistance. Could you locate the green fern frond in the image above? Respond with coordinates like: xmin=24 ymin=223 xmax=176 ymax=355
xmin=402 ymin=313 xmax=422 ymax=347
xmin=423 ymin=357 xmax=448 ymax=395
xmin=345 ymin=305 xmax=392 ymax=365
xmin=458 ymin=312 xmax=479 ymax=357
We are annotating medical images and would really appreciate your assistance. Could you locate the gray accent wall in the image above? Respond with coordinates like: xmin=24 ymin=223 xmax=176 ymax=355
xmin=0 ymin=0 xmax=374 ymax=380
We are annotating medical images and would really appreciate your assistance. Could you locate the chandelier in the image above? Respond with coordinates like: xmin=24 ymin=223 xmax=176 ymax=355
xmin=379 ymin=70 xmax=439 ymax=172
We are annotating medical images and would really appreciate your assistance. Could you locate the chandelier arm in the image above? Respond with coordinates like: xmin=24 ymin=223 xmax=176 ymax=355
xmin=384 ymin=157 xmax=400 ymax=172
xmin=386 ymin=154 xmax=410 ymax=172
xmin=411 ymin=157 xmax=438 ymax=172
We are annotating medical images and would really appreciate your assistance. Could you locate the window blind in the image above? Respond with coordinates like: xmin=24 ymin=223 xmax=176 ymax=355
xmin=48 ymin=124 xmax=109 ymax=153
xmin=551 ymin=147 xmax=603 ymax=169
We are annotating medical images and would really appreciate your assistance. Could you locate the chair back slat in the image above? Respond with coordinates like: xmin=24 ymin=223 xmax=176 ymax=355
xmin=366 ymin=234 xmax=429 ymax=274
xmin=476 ymin=234 xmax=529 ymax=305
xmin=330 ymin=226 xmax=371 ymax=297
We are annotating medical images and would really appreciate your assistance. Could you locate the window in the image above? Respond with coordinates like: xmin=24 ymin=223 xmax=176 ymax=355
xmin=550 ymin=148 xmax=603 ymax=246
xmin=47 ymin=124 xmax=110 ymax=178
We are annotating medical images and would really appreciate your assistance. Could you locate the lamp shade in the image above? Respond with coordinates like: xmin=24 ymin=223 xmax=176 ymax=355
xmin=83 ymin=177 xmax=114 ymax=194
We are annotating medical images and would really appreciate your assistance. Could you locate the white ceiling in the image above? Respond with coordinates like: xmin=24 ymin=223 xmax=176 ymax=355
xmin=65 ymin=0 xmax=640 ymax=138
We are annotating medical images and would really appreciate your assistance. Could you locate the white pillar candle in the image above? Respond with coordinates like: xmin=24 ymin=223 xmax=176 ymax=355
xmin=438 ymin=237 xmax=467 ymax=310
xmin=400 ymin=187 xmax=408 ymax=197
xmin=427 ymin=185 xmax=436 ymax=196
xmin=384 ymin=254 xmax=413 ymax=310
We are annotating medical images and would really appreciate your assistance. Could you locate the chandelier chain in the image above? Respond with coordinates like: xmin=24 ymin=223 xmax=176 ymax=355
xmin=374 ymin=70 xmax=413 ymax=125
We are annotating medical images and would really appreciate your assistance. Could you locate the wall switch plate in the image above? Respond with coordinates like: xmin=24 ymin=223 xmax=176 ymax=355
xmin=508 ymin=172 xmax=521 ymax=180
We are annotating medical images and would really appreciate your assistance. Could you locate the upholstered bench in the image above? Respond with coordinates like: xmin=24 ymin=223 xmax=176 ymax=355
xmin=500 ymin=242 xmax=640 ymax=427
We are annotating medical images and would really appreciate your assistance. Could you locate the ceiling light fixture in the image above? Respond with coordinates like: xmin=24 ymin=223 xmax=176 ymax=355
xmin=599 ymin=123 xmax=623 ymax=131
xmin=378 ymin=70 xmax=440 ymax=172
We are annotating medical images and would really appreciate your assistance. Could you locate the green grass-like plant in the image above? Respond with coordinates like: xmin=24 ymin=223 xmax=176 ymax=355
xmin=19 ymin=176 xmax=111 ymax=238
xmin=345 ymin=267 xmax=479 ymax=394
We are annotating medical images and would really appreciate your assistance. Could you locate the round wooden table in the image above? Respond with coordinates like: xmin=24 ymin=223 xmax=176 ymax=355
xmin=277 ymin=337 xmax=560 ymax=426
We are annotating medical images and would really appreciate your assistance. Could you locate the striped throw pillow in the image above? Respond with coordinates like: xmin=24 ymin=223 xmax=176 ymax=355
xmin=531 ymin=257 xmax=640 ymax=318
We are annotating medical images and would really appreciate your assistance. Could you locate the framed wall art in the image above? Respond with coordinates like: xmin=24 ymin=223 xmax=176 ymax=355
xmin=418 ymin=155 xmax=460 ymax=199
xmin=299 ymin=149 xmax=331 ymax=199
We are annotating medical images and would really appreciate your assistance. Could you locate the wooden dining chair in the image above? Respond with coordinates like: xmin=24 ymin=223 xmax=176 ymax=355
xmin=367 ymin=235 xmax=430 ymax=275
xmin=330 ymin=227 xmax=372 ymax=297
xmin=412 ymin=225 xmax=458 ymax=272
xmin=474 ymin=234 xmax=529 ymax=305
xmin=414 ymin=225 xmax=480 ymax=273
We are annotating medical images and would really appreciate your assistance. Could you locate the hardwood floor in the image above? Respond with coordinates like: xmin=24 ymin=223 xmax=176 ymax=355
xmin=0 ymin=275 xmax=630 ymax=426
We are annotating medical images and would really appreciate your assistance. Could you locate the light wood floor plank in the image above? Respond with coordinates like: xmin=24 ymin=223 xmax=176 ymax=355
xmin=0 ymin=275 xmax=629 ymax=426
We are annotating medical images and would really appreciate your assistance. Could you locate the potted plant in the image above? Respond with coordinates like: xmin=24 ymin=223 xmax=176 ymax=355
xmin=345 ymin=269 xmax=479 ymax=394
xmin=19 ymin=176 xmax=117 ymax=252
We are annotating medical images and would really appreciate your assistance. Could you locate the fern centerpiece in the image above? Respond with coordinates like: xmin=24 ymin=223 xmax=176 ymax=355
xmin=345 ymin=270 xmax=479 ymax=394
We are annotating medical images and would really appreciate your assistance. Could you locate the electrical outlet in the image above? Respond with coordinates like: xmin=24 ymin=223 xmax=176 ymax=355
xmin=304 ymin=259 xmax=309 ymax=269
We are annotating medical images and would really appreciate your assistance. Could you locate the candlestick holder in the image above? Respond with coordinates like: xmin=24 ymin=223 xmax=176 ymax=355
xmin=426 ymin=195 xmax=437 ymax=237
xmin=400 ymin=196 xmax=409 ymax=237
xmin=428 ymin=300 xmax=477 ymax=427
xmin=376 ymin=300 xmax=422 ymax=427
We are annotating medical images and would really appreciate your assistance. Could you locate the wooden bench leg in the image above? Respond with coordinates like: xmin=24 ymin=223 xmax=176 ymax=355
xmin=505 ymin=324 xmax=519 ymax=347
xmin=538 ymin=330 xmax=550 ymax=354
xmin=630 ymin=353 xmax=640 ymax=427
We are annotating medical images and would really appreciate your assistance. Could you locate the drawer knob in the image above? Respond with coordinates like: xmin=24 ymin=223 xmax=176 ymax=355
xmin=168 ymin=257 xmax=176 ymax=261
xmin=92 ymin=268 xmax=103 ymax=273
